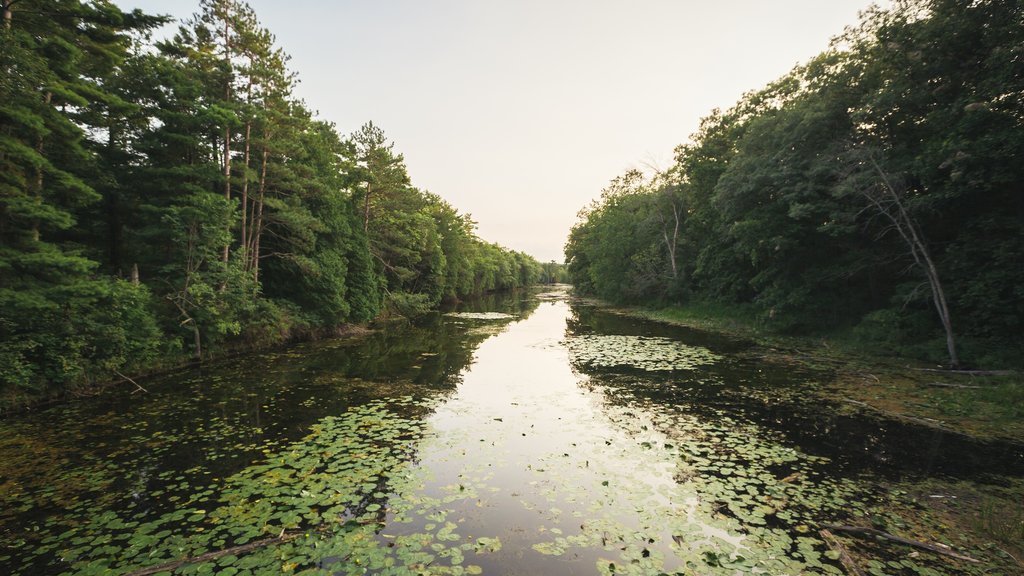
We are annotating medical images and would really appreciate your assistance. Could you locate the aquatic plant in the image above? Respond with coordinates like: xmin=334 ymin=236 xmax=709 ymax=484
xmin=564 ymin=335 xmax=722 ymax=372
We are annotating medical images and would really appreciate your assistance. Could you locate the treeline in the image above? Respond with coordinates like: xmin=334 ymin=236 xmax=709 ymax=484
xmin=0 ymin=0 xmax=542 ymax=400
xmin=566 ymin=0 xmax=1023 ymax=367
xmin=538 ymin=261 xmax=568 ymax=285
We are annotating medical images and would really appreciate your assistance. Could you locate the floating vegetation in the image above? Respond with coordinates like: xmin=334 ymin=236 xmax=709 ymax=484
xmin=4 ymin=399 xmax=506 ymax=575
xmin=0 ymin=290 xmax=1016 ymax=576
xmin=564 ymin=334 xmax=722 ymax=372
xmin=535 ymin=291 xmax=566 ymax=301
xmin=444 ymin=312 xmax=516 ymax=321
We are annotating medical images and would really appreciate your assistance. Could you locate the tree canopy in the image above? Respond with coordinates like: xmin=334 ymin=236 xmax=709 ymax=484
xmin=565 ymin=0 xmax=1024 ymax=368
xmin=0 ymin=0 xmax=542 ymax=403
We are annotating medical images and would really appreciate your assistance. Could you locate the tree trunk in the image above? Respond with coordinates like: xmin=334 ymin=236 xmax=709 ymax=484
xmin=220 ymin=16 xmax=232 ymax=265
xmin=865 ymin=155 xmax=960 ymax=367
xmin=250 ymin=145 xmax=268 ymax=283
xmin=191 ymin=320 xmax=202 ymax=361
xmin=0 ymin=2 xmax=13 ymax=166
xmin=662 ymin=201 xmax=680 ymax=280
xmin=821 ymin=524 xmax=979 ymax=563
xmin=363 ymin=182 xmax=372 ymax=233
xmin=31 ymin=91 xmax=53 ymax=242
xmin=246 ymin=119 xmax=270 ymax=268
xmin=239 ymin=73 xmax=253 ymax=257
xmin=107 ymin=118 xmax=123 ymax=271
xmin=252 ymin=199 xmax=263 ymax=284
xmin=221 ymin=135 xmax=231 ymax=264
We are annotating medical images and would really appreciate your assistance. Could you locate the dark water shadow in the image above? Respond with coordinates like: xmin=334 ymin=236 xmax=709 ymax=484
xmin=567 ymin=304 xmax=1024 ymax=481
xmin=0 ymin=289 xmax=540 ymax=575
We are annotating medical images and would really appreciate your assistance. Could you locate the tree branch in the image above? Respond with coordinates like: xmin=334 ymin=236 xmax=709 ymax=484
xmin=114 ymin=369 xmax=147 ymax=394
xmin=124 ymin=531 xmax=302 ymax=576
xmin=819 ymin=529 xmax=866 ymax=576
xmin=821 ymin=524 xmax=980 ymax=563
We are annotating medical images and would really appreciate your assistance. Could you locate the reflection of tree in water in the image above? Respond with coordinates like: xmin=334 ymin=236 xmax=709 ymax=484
xmin=444 ymin=286 xmax=543 ymax=318
xmin=302 ymin=287 xmax=541 ymax=390
xmin=562 ymin=305 xmax=1022 ymax=575
xmin=567 ymin=302 xmax=1024 ymax=481
xmin=0 ymin=290 xmax=540 ymax=575
xmin=566 ymin=303 xmax=747 ymax=350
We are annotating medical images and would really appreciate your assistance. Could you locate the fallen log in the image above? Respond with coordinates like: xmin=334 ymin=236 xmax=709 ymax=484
xmin=821 ymin=524 xmax=980 ymax=564
xmin=124 ymin=531 xmax=301 ymax=576
xmin=912 ymin=368 xmax=1015 ymax=376
xmin=839 ymin=399 xmax=948 ymax=429
xmin=925 ymin=382 xmax=981 ymax=389
xmin=819 ymin=529 xmax=866 ymax=576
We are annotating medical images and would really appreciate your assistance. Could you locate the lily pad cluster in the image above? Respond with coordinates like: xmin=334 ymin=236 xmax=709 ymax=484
xmin=572 ymin=378 xmax=997 ymax=576
xmin=0 ymin=290 xmax=1013 ymax=576
xmin=444 ymin=312 xmax=516 ymax=321
xmin=512 ymin=395 xmax=806 ymax=575
xmin=4 ymin=398 xmax=507 ymax=575
xmin=564 ymin=334 xmax=722 ymax=372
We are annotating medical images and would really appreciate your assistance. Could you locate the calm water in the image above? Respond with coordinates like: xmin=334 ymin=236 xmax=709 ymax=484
xmin=0 ymin=286 xmax=1020 ymax=575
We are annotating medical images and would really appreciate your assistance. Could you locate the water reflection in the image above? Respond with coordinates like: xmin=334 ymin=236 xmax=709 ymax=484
xmin=568 ymin=304 xmax=1024 ymax=480
xmin=0 ymin=287 xmax=1019 ymax=575
xmin=363 ymin=295 xmax=803 ymax=574
xmin=0 ymin=290 xmax=539 ymax=575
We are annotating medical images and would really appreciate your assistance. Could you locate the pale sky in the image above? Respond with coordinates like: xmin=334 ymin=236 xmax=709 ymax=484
xmin=115 ymin=0 xmax=885 ymax=263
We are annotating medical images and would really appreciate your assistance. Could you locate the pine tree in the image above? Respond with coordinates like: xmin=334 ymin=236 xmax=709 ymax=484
xmin=0 ymin=0 xmax=162 ymax=394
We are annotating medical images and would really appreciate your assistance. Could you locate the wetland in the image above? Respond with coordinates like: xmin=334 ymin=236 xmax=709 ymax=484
xmin=1 ymin=286 xmax=1021 ymax=575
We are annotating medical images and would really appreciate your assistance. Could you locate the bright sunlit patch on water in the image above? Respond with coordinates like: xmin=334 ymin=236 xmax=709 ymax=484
xmin=0 ymin=287 xmax=1013 ymax=575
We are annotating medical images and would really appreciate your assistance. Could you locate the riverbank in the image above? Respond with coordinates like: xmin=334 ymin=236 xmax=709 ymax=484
xmin=0 ymin=286 xmax=554 ymax=417
xmin=581 ymin=297 xmax=1024 ymax=573
xmin=0 ymin=321 xmax=381 ymax=417
xmin=589 ymin=299 xmax=1024 ymax=445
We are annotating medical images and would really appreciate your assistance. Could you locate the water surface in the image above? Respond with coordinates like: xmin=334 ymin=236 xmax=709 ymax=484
xmin=0 ymin=287 xmax=1019 ymax=575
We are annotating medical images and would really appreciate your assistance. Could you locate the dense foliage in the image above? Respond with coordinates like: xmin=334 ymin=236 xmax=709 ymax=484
xmin=0 ymin=0 xmax=541 ymax=401
xmin=566 ymin=0 xmax=1024 ymax=367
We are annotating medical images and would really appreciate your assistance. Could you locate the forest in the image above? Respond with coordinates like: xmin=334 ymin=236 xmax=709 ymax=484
xmin=0 ymin=0 xmax=553 ymax=405
xmin=566 ymin=0 xmax=1023 ymax=369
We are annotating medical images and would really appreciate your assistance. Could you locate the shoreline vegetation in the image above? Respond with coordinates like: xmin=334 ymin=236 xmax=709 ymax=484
xmin=0 ymin=319 xmax=376 ymax=416
xmin=577 ymin=294 xmax=1024 ymax=574
xmin=564 ymin=0 xmax=1024 ymax=375
xmin=0 ymin=0 xmax=567 ymax=412
xmin=586 ymin=295 xmax=1023 ymax=445
xmin=0 ymin=283 xmax=566 ymax=416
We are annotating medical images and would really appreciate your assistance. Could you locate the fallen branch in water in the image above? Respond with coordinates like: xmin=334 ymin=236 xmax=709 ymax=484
xmin=912 ymin=368 xmax=1015 ymax=376
xmin=840 ymin=398 xmax=948 ymax=429
xmin=925 ymin=382 xmax=981 ymax=389
xmin=996 ymin=546 xmax=1022 ymax=569
xmin=819 ymin=529 xmax=866 ymax=576
xmin=115 ymin=370 xmax=148 ymax=394
xmin=821 ymin=524 xmax=980 ymax=564
xmin=124 ymin=531 xmax=301 ymax=576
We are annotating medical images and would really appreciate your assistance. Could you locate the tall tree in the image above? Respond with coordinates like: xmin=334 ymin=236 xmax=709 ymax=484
xmin=0 ymin=0 xmax=163 ymax=393
xmin=349 ymin=121 xmax=410 ymax=234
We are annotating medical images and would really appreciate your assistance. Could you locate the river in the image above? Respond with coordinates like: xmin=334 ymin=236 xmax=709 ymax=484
xmin=0 ymin=286 xmax=1020 ymax=575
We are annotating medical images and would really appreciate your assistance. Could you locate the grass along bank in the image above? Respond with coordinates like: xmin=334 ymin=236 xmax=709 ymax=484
xmin=591 ymin=298 xmax=1024 ymax=445
xmin=574 ymin=295 xmax=1024 ymax=574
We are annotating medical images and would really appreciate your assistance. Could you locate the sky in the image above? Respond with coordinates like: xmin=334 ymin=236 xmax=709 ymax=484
xmin=114 ymin=0 xmax=886 ymax=263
